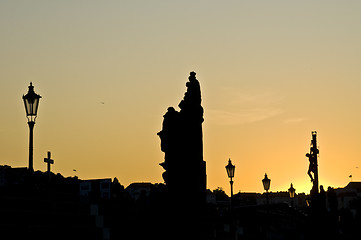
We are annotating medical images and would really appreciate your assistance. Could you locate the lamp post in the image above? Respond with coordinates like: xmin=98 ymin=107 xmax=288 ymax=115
xmin=225 ymin=158 xmax=236 ymax=240
xmin=288 ymin=183 xmax=296 ymax=207
xmin=262 ymin=173 xmax=271 ymax=240
xmin=23 ymin=82 xmax=41 ymax=172
xmin=225 ymin=158 xmax=235 ymax=204
xmin=262 ymin=173 xmax=271 ymax=205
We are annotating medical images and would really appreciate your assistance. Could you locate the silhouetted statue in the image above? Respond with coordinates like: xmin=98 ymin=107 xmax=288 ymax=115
xmin=319 ymin=185 xmax=327 ymax=213
xmin=305 ymin=131 xmax=329 ymax=240
xmin=306 ymin=152 xmax=317 ymax=182
xmin=306 ymin=131 xmax=319 ymax=195
xmin=158 ymin=72 xmax=206 ymax=207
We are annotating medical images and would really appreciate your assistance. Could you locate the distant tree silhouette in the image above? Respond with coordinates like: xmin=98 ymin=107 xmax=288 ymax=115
xmin=213 ymin=187 xmax=229 ymax=202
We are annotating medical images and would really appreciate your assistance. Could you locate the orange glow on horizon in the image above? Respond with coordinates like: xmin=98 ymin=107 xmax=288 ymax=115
xmin=1 ymin=1 xmax=361 ymax=196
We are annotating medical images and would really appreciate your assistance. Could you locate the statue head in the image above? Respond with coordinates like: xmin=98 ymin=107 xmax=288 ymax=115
xmin=189 ymin=71 xmax=196 ymax=81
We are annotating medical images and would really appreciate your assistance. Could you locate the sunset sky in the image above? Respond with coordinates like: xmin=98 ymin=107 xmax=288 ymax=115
xmin=1 ymin=1 xmax=361 ymax=195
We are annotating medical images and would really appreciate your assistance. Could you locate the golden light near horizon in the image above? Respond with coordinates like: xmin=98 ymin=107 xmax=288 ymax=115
xmin=1 ymin=1 xmax=361 ymax=195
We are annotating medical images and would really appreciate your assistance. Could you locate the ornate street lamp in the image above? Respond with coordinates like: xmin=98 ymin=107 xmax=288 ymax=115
xmin=262 ymin=173 xmax=271 ymax=205
xmin=225 ymin=158 xmax=236 ymax=239
xmin=288 ymin=183 xmax=296 ymax=198
xmin=262 ymin=173 xmax=271 ymax=191
xmin=225 ymin=158 xmax=235 ymax=201
xmin=23 ymin=82 xmax=41 ymax=172
xmin=262 ymin=173 xmax=271 ymax=238
xmin=288 ymin=183 xmax=296 ymax=207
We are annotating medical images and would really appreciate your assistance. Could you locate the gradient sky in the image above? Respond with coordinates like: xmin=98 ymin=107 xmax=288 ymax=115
xmin=1 ymin=1 xmax=361 ymax=195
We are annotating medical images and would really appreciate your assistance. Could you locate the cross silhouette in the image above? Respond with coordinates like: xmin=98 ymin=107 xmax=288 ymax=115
xmin=44 ymin=151 xmax=54 ymax=174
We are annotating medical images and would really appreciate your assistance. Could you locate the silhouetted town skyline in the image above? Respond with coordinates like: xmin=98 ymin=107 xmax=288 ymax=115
xmin=3 ymin=2 xmax=361 ymax=239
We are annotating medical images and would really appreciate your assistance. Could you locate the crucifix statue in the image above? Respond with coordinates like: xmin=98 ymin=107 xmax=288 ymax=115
xmin=44 ymin=151 xmax=54 ymax=174
xmin=306 ymin=131 xmax=319 ymax=195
